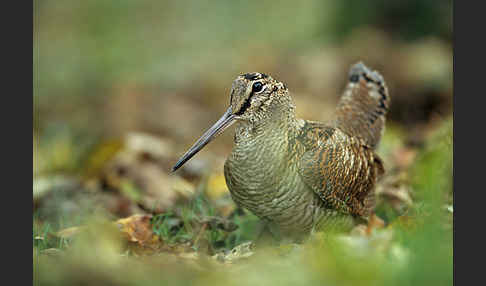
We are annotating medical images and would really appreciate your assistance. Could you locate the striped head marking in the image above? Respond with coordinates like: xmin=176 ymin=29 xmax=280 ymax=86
xmin=229 ymin=72 xmax=288 ymax=121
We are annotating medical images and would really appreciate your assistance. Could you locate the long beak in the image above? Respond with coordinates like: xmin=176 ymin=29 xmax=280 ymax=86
xmin=172 ymin=107 xmax=236 ymax=172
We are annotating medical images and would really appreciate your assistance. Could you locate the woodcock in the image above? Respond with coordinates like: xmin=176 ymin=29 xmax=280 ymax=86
xmin=172 ymin=62 xmax=389 ymax=239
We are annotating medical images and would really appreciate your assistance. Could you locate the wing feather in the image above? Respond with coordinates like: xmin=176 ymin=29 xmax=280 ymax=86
xmin=297 ymin=124 xmax=382 ymax=218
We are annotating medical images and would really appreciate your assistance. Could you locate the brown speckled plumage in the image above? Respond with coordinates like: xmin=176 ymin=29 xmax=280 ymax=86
xmin=173 ymin=62 xmax=389 ymax=239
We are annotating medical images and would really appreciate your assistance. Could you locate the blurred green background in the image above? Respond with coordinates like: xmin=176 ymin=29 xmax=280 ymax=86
xmin=33 ymin=0 xmax=452 ymax=169
xmin=33 ymin=1 xmax=453 ymax=285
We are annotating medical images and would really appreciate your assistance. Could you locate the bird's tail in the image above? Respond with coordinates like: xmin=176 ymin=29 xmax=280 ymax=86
xmin=333 ymin=62 xmax=390 ymax=149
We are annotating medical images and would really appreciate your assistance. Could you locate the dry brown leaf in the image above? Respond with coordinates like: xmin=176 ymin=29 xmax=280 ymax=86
xmin=55 ymin=215 xmax=164 ymax=255
xmin=101 ymin=133 xmax=196 ymax=213
xmin=116 ymin=214 xmax=159 ymax=246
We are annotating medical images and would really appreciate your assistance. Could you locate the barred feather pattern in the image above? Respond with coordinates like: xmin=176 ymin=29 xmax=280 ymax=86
xmin=333 ymin=62 xmax=390 ymax=149
xmin=296 ymin=122 xmax=383 ymax=218
xmin=225 ymin=115 xmax=356 ymax=237
xmin=223 ymin=62 xmax=388 ymax=237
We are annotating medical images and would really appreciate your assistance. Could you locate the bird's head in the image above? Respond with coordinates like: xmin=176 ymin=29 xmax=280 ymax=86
xmin=172 ymin=72 xmax=290 ymax=172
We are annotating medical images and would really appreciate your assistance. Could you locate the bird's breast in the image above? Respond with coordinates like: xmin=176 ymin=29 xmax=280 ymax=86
xmin=223 ymin=127 xmax=326 ymax=233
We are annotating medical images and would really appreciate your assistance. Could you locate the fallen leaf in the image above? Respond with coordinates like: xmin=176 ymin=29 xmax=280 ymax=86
xmin=101 ymin=134 xmax=196 ymax=213
xmin=55 ymin=215 xmax=165 ymax=255
xmin=116 ymin=214 xmax=159 ymax=246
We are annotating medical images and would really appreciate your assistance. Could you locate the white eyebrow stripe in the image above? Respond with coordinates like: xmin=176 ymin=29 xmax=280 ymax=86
xmin=259 ymin=84 xmax=269 ymax=93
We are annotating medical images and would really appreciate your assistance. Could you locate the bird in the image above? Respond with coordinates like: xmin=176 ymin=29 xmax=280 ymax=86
xmin=172 ymin=62 xmax=389 ymax=240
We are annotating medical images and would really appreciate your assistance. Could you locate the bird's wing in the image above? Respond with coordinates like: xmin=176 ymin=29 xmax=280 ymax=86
xmin=296 ymin=123 xmax=384 ymax=218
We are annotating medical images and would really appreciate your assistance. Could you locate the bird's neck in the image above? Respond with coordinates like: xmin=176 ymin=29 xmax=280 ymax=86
xmin=226 ymin=99 xmax=304 ymax=195
xmin=234 ymin=104 xmax=298 ymax=146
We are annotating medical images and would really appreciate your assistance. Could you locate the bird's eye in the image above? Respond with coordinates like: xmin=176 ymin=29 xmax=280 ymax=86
xmin=252 ymin=81 xmax=264 ymax=93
